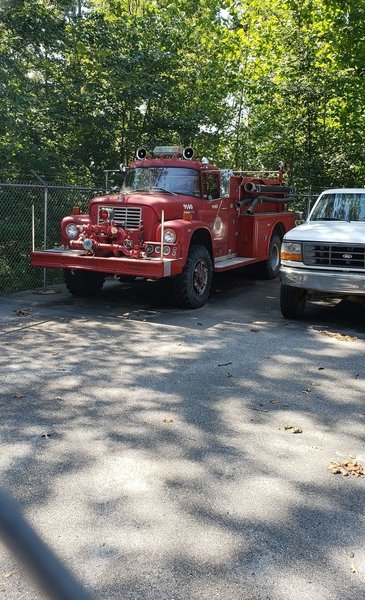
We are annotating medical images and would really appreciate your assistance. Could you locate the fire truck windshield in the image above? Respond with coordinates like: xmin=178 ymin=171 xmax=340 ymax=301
xmin=122 ymin=167 xmax=201 ymax=197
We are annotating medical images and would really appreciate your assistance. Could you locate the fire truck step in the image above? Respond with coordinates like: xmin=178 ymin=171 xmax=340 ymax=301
xmin=214 ymin=257 xmax=255 ymax=270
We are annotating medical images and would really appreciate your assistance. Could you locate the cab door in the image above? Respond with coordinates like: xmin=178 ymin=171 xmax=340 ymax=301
xmin=199 ymin=171 xmax=232 ymax=260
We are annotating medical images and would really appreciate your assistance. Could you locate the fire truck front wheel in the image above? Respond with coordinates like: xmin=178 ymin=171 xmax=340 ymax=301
xmin=174 ymin=245 xmax=212 ymax=309
xmin=64 ymin=269 xmax=105 ymax=297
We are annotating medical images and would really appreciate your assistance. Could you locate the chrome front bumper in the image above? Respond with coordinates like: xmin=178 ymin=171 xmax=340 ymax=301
xmin=280 ymin=265 xmax=365 ymax=295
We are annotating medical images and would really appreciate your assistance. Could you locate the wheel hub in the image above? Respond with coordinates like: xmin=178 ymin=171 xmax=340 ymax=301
xmin=193 ymin=260 xmax=208 ymax=295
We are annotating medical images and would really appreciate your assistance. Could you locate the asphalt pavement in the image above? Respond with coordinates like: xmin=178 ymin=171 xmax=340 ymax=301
xmin=0 ymin=272 xmax=364 ymax=600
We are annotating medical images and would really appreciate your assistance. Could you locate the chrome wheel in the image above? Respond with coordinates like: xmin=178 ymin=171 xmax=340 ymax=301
xmin=193 ymin=259 xmax=209 ymax=295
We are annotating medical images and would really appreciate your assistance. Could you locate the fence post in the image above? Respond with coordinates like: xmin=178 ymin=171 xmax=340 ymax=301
xmin=31 ymin=171 xmax=48 ymax=291
xmin=43 ymin=185 xmax=48 ymax=292
xmin=307 ymin=185 xmax=312 ymax=217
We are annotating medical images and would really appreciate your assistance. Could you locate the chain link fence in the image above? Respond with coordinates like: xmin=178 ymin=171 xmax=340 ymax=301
xmin=0 ymin=183 xmax=102 ymax=296
xmin=0 ymin=181 xmax=320 ymax=297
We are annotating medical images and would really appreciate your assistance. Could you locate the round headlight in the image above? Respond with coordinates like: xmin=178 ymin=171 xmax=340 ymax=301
xmin=163 ymin=229 xmax=176 ymax=244
xmin=66 ymin=223 xmax=79 ymax=238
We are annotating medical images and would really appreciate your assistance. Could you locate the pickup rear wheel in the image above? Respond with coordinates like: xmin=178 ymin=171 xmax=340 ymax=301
xmin=64 ymin=269 xmax=105 ymax=297
xmin=173 ymin=244 xmax=212 ymax=309
xmin=280 ymin=284 xmax=307 ymax=319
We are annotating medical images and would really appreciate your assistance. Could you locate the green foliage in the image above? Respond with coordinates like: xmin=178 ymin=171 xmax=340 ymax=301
xmin=0 ymin=0 xmax=364 ymax=192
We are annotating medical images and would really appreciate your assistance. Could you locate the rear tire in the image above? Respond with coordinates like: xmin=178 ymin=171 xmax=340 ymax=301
xmin=173 ymin=245 xmax=212 ymax=309
xmin=280 ymin=284 xmax=307 ymax=319
xmin=257 ymin=233 xmax=282 ymax=279
xmin=64 ymin=269 xmax=105 ymax=297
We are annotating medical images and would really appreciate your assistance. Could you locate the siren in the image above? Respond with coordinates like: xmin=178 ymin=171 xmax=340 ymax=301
xmin=136 ymin=147 xmax=147 ymax=160
xmin=183 ymin=146 xmax=194 ymax=160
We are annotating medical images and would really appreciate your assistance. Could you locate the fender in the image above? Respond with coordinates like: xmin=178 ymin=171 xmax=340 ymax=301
xmin=252 ymin=216 xmax=291 ymax=259
xmin=60 ymin=214 xmax=90 ymax=246
xmin=156 ymin=219 xmax=213 ymax=264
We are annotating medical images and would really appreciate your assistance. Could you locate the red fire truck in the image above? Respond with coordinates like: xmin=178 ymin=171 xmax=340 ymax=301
xmin=31 ymin=146 xmax=297 ymax=308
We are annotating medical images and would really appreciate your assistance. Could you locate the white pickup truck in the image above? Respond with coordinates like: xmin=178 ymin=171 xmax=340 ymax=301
xmin=279 ymin=188 xmax=365 ymax=318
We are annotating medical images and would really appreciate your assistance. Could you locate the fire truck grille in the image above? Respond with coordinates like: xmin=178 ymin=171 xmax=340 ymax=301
xmin=99 ymin=206 xmax=142 ymax=229
xmin=303 ymin=243 xmax=365 ymax=269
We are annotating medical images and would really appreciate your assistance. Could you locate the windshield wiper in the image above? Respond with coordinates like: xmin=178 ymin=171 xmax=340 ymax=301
xmin=315 ymin=217 xmax=351 ymax=222
xmin=126 ymin=187 xmax=177 ymax=196
xmin=150 ymin=187 xmax=177 ymax=196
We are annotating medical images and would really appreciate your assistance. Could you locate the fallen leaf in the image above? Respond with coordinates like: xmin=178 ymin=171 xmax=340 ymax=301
xmin=302 ymin=388 xmax=311 ymax=394
xmin=329 ymin=459 xmax=364 ymax=478
xmin=270 ymin=400 xmax=281 ymax=405
xmin=284 ymin=425 xmax=303 ymax=433
xmin=162 ymin=418 xmax=173 ymax=424
xmin=349 ymin=552 xmax=355 ymax=558
xmin=350 ymin=564 xmax=358 ymax=575
xmin=15 ymin=309 xmax=31 ymax=317
xmin=4 ymin=571 xmax=16 ymax=579
xmin=41 ymin=433 xmax=51 ymax=439
xmin=226 ymin=372 xmax=233 ymax=378
xmin=13 ymin=394 xmax=25 ymax=399
xmin=260 ymin=355 xmax=271 ymax=360
xmin=315 ymin=328 xmax=357 ymax=342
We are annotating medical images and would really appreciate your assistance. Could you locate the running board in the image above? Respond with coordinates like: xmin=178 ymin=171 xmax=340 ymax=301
xmin=214 ymin=257 xmax=258 ymax=271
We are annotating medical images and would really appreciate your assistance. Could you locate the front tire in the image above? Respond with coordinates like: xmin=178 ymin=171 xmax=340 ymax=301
xmin=173 ymin=245 xmax=212 ymax=309
xmin=64 ymin=269 xmax=105 ymax=297
xmin=280 ymin=284 xmax=307 ymax=319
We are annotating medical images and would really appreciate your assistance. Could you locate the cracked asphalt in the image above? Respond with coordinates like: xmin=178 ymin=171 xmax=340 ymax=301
xmin=0 ymin=272 xmax=364 ymax=600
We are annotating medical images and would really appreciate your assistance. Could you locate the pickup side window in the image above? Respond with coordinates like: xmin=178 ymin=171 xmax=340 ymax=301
xmin=202 ymin=173 xmax=220 ymax=200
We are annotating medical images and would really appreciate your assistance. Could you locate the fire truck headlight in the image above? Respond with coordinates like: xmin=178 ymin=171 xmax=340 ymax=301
xmin=65 ymin=223 xmax=79 ymax=238
xmin=163 ymin=229 xmax=176 ymax=244
xmin=281 ymin=241 xmax=302 ymax=262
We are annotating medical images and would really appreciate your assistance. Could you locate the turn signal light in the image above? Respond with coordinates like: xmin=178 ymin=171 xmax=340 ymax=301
xmin=99 ymin=209 xmax=109 ymax=220
xmin=183 ymin=211 xmax=193 ymax=221
xmin=72 ymin=206 xmax=80 ymax=215
xmin=281 ymin=251 xmax=302 ymax=261
xmin=281 ymin=241 xmax=302 ymax=262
